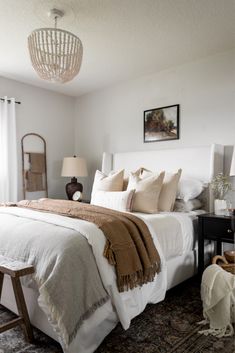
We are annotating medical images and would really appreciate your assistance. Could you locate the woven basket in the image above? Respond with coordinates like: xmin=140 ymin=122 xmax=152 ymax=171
xmin=212 ymin=255 xmax=235 ymax=275
xmin=220 ymin=263 xmax=235 ymax=274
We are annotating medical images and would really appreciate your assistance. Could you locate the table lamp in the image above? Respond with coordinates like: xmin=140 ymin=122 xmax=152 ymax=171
xmin=61 ymin=156 xmax=88 ymax=200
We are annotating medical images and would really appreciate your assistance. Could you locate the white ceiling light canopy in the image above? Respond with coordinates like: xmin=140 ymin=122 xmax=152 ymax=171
xmin=28 ymin=8 xmax=83 ymax=84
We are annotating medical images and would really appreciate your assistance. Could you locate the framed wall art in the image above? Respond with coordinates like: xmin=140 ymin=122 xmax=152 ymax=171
xmin=144 ymin=104 xmax=179 ymax=143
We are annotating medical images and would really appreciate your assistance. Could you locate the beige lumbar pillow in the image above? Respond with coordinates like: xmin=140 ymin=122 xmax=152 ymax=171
xmin=91 ymin=169 xmax=124 ymax=203
xmin=127 ymin=171 xmax=165 ymax=213
xmin=142 ymin=169 xmax=182 ymax=212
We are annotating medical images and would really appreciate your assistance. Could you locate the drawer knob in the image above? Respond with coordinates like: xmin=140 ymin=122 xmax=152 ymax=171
xmin=227 ymin=229 xmax=232 ymax=233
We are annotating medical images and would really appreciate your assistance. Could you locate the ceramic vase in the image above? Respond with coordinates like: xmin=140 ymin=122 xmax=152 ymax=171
xmin=214 ymin=199 xmax=227 ymax=215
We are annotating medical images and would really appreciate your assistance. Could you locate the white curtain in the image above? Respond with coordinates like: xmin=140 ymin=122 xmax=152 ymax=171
xmin=0 ymin=97 xmax=18 ymax=202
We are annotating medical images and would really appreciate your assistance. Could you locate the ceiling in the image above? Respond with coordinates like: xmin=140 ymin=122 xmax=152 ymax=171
xmin=0 ymin=0 xmax=234 ymax=97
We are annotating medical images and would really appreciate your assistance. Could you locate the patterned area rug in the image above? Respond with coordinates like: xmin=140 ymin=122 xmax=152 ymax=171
xmin=0 ymin=277 xmax=234 ymax=353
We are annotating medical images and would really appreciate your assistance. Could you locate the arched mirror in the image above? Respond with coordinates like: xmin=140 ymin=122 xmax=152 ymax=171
xmin=21 ymin=133 xmax=48 ymax=199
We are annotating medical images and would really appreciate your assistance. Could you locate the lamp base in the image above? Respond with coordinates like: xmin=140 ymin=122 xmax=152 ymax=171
xmin=65 ymin=177 xmax=83 ymax=200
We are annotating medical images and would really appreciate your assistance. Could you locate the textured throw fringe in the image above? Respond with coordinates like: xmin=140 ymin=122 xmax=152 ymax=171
xmin=68 ymin=295 xmax=109 ymax=344
xmin=117 ymin=262 xmax=160 ymax=292
xmin=197 ymin=319 xmax=208 ymax=325
xmin=198 ymin=323 xmax=234 ymax=337
xmin=103 ymin=240 xmax=160 ymax=292
xmin=39 ymin=283 xmax=70 ymax=351
xmin=38 ymin=280 xmax=109 ymax=350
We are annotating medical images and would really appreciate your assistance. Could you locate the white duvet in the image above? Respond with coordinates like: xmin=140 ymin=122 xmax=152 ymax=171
xmin=0 ymin=207 xmax=197 ymax=353
xmin=135 ymin=211 xmax=200 ymax=260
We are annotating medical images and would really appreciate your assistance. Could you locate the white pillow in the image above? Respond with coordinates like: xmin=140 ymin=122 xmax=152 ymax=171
xmin=177 ymin=178 xmax=205 ymax=201
xmin=91 ymin=190 xmax=135 ymax=212
xmin=127 ymin=171 xmax=165 ymax=213
xmin=174 ymin=199 xmax=203 ymax=212
xmin=91 ymin=169 xmax=124 ymax=200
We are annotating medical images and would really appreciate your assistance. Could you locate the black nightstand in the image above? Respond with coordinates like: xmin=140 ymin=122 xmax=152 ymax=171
xmin=198 ymin=213 xmax=234 ymax=275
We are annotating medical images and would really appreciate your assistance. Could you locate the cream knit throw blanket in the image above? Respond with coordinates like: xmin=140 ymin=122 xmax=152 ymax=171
xmin=199 ymin=264 xmax=235 ymax=337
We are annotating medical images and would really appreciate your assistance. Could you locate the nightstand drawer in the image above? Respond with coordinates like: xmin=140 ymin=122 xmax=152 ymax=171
xmin=203 ymin=218 xmax=233 ymax=239
xmin=198 ymin=213 xmax=234 ymax=275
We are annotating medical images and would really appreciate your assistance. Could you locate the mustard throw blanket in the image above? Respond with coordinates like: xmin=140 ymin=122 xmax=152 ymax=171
xmin=17 ymin=198 xmax=161 ymax=292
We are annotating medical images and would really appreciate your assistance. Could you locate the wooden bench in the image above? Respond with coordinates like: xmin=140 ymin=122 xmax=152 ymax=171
xmin=0 ymin=256 xmax=35 ymax=342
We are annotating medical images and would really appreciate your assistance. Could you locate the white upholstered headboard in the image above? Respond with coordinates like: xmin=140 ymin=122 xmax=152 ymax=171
xmin=102 ymin=144 xmax=224 ymax=212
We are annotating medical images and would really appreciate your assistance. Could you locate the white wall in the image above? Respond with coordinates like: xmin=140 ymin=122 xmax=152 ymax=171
xmin=1 ymin=51 xmax=233 ymax=202
xmin=75 ymin=50 xmax=235 ymax=201
xmin=0 ymin=76 xmax=75 ymax=200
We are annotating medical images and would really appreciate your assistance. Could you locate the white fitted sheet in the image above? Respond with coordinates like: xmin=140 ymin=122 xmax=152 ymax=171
xmin=133 ymin=210 xmax=203 ymax=260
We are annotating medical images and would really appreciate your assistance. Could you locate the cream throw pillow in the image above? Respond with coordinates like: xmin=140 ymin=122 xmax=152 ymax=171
xmin=127 ymin=171 xmax=165 ymax=213
xmin=142 ymin=169 xmax=182 ymax=211
xmin=122 ymin=167 xmax=143 ymax=191
xmin=91 ymin=169 xmax=124 ymax=203
xmin=91 ymin=189 xmax=135 ymax=212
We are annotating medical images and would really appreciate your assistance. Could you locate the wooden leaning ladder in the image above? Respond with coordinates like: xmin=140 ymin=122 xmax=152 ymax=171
xmin=0 ymin=256 xmax=35 ymax=342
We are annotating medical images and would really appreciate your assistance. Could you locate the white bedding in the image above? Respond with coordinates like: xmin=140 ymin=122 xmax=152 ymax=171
xmin=0 ymin=207 xmax=167 ymax=353
xmin=0 ymin=207 xmax=200 ymax=353
xmin=134 ymin=211 xmax=201 ymax=260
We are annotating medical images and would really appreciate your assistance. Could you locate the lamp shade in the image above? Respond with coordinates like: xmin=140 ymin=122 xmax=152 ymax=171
xmin=230 ymin=147 xmax=235 ymax=176
xmin=61 ymin=157 xmax=88 ymax=177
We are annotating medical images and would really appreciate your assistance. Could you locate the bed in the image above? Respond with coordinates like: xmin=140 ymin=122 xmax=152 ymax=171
xmin=0 ymin=144 xmax=224 ymax=353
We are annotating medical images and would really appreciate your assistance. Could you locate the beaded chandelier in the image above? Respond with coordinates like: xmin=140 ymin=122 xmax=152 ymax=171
xmin=28 ymin=9 xmax=83 ymax=83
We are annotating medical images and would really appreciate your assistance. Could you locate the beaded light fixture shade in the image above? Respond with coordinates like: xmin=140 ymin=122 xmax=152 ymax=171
xmin=28 ymin=9 xmax=83 ymax=83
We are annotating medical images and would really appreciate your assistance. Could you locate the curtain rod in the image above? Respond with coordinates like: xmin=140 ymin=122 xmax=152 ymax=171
xmin=0 ymin=97 xmax=21 ymax=105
